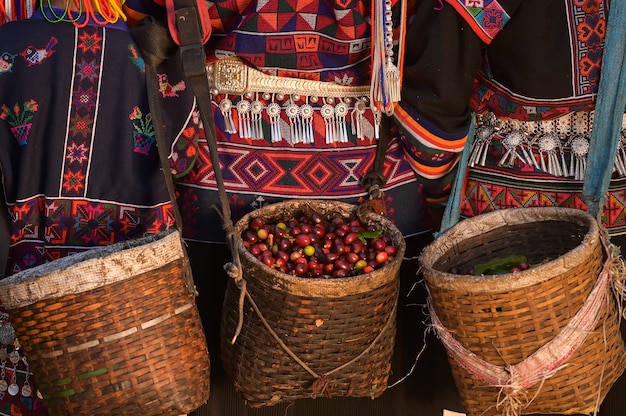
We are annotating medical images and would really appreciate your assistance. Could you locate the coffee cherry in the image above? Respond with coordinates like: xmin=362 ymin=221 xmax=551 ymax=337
xmin=346 ymin=252 xmax=360 ymax=264
xmin=295 ymin=234 xmax=312 ymax=248
xmin=243 ymin=230 xmax=259 ymax=244
xmin=375 ymin=251 xmax=389 ymax=264
xmin=303 ymin=245 xmax=315 ymax=257
xmin=257 ymin=228 xmax=269 ymax=240
xmin=384 ymin=245 xmax=397 ymax=257
xmin=355 ymin=259 xmax=367 ymax=270
xmin=344 ymin=232 xmax=359 ymax=245
xmin=250 ymin=216 xmax=264 ymax=230
xmin=243 ymin=212 xmax=396 ymax=278
xmin=371 ymin=238 xmax=386 ymax=252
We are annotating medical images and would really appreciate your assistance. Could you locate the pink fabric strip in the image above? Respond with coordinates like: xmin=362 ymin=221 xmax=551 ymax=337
xmin=429 ymin=256 xmax=612 ymax=390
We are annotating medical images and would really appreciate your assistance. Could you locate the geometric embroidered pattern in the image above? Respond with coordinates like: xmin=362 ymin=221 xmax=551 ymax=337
xmin=460 ymin=170 xmax=626 ymax=236
xmin=62 ymin=26 xmax=102 ymax=197
xmin=9 ymin=196 xmax=174 ymax=274
xmin=176 ymin=138 xmax=413 ymax=198
xmin=448 ymin=0 xmax=510 ymax=42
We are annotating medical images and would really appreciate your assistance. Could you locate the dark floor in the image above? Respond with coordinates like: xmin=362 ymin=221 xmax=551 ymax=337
xmin=185 ymin=232 xmax=626 ymax=416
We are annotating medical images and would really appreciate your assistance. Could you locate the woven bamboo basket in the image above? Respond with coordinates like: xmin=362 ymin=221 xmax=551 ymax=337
xmin=419 ymin=207 xmax=626 ymax=416
xmin=220 ymin=199 xmax=406 ymax=407
xmin=0 ymin=230 xmax=210 ymax=416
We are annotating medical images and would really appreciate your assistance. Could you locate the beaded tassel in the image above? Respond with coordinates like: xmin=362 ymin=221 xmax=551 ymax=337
xmin=351 ymin=99 xmax=367 ymax=141
xmin=286 ymin=101 xmax=301 ymax=144
xmin=300 ymin=103 xmax=314 ymax=144
xmin=373 ymin=107 xmax=381 ymax=140
xmin=469 ymin=124 xmax=495 ymax=167
xmin=237 ymin=99 xmax=252 ymax=139
xmin=250 ymin=98 xmax=264 ymax=140
xmin=538 ymin=134 xmax=565 ymax=177
xmin=497 ymin=131 xmax=528 ymax=167
xmin=335 ymin=101 xmax=349 ymax=143
xmin=370 ymin=0 xmax=405 ymax=116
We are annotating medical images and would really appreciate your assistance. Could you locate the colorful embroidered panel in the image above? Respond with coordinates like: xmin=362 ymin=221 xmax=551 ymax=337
xmin=460 ymin=168 xmax=626 ymax=235
xmin=168 ymin=97 xmax=433 ymax=242
xmin=0 ymin=15 xmax=175 ymax=273
xmin=470 ymin=0 xmax=609 ymax=119
xmin=446 ymin=0 xmax=511 ymax=43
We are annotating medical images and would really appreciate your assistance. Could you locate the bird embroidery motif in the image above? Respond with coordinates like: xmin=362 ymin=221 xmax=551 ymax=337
xmin=128 ymin=44 xmax=144 ymax=71
xmin=158 ymin=73 xmax=186 ymax=97
xmin=21 ymin=37 xmax=58 ymax=66
xmin=0 ymin=52 xmax=16 ymax=75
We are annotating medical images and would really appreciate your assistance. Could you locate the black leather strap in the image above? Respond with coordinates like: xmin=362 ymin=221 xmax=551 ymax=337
xmin=173 ymin=7 xmax=233 ymax=228
xmin=133 ymin=7 xmax=240 ymax=265
xmin=0 ymin=189 xmax=10 ymax=278
xmin=132 ymin=17 xmax=185 ymax=230
xmin=360 ymin=114 xmax=390 ymax=198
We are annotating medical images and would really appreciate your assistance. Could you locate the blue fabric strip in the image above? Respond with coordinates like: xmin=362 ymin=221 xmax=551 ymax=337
xmin=437 ymin=113 xmax=475 ymax=236
xmin=582 ymin=0 xmax=626 ymax=219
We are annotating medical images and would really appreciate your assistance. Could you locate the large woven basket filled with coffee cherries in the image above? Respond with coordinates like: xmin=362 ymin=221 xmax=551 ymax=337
xmin=220 ymin=199 xmax=406 ymax=407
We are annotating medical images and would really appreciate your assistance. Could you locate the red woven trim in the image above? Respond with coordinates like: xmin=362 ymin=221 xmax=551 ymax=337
xmin=445 ymin=0 xmax=496 ymax=45
xmin=394 ymin=105 xmax=467 ymax=152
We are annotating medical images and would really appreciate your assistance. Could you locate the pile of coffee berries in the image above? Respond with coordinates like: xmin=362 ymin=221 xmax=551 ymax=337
xmin=241 ymin=212 xmax=398 ymax=278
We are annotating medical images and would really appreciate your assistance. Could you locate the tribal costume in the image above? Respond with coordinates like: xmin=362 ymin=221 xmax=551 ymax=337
xmin=123 ymin=0 xmax=459 ymax=243
xmin=399 ymin=0 xmax=626 ymax=235
xmin=0 ymin=5 xmax=174 ymax=415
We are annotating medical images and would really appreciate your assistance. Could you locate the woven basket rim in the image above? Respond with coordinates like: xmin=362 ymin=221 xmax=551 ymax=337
xmin=234 ymin=199 xmax=406 ymax=297
xmin=0 ymin=230 xmax=184 ymax=309
xmin=419 ymin=207 xmax=599 ymax=292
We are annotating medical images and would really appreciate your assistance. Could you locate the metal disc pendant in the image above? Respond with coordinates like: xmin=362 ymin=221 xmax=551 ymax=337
xmin=22 ymin=384 xmax=32 ymax=397
xmin=0 ymin=380 xmax=8 ymax=392
xmin=8 ymin=383 xmax=18 ymax=396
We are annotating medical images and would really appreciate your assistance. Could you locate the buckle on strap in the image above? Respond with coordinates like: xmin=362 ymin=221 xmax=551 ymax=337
xmin=207 ymin=57 xmax=371 ymax=98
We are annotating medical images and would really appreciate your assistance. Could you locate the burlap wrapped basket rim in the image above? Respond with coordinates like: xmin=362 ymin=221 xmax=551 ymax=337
xmin=0 ymin=230 xmax=182 ymax=309
xmin=418 ymin=206 xmax=626 ymax=416
xmin=234 ymin=199 xmax=406 ymax=298
xmin=419 ymin=207 xmax=598 ymax=292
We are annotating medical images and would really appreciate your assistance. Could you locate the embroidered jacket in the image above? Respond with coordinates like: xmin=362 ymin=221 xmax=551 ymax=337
xmin=0 ymin=10 xmax=175 ymax=275
xmin=0 ymin=8 xmax=178 ymax=416
xmin=119 ymin=0 xmax=460 ymax=243
xmin=398 ymin=0 xmax=626 ymax=234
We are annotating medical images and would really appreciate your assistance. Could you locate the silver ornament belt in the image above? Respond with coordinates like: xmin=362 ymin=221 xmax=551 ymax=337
xmin=205 ymin=57 xmax=380 ymax=144
xmin=470 ymin=111 xmax=626 ymax=180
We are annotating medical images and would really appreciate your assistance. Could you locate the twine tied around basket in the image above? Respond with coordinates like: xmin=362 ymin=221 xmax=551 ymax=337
xmin=224 ymin=257 xmax=399 ymax=397
xmin=141 ymin=0 xmax=402 ymax=399
xmin=427 ymin=232 xmax=626 ymax=416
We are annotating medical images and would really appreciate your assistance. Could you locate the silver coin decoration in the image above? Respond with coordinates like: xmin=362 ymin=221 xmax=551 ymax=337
xmin=8 ymin=383 xmax=19 ymax=396
xmin=0 ymin=324 xmax=15 ymax=346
